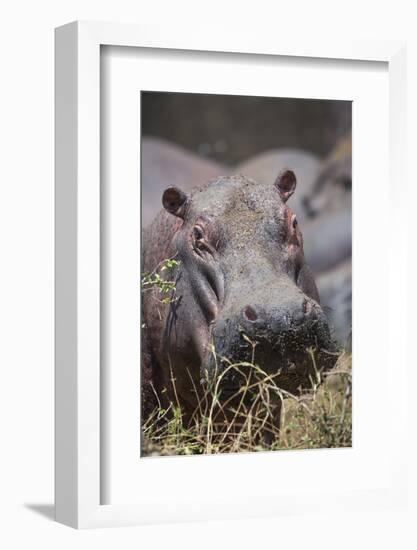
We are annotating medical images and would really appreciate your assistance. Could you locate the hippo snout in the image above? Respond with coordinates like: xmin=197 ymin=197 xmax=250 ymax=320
xmin=207 ymin=293 xmax=337 ymax=396
xmin=234 ymin=298 xmax=328 ymax=359
xmin=241 ymin=298 xmax=316 ymax=330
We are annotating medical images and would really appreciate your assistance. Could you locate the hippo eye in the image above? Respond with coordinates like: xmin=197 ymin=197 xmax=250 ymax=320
xmin=193 ymin=226 xmax=204 ymax=240
xmin=292 ymin=216 xmax=298 ymax=230
xmin=287 ymin=213 xmax=301 ymax=249
xmin=192 ymin=224 xmax=218 ymax=259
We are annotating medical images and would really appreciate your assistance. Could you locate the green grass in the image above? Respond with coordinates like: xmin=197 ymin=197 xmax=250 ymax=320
xmin=141 ymin=351 xmax=352 ymax=457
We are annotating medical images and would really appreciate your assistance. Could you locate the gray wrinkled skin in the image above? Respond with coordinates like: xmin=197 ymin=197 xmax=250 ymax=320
xmin=142 ymin=174 xmax=338 ymax=421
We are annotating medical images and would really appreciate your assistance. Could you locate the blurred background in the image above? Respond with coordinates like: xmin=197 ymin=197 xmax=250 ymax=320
xmin=142 ymin=92 xmax=351 ymax=165
xmin=141 ymin=91 xmax=352 ymax=347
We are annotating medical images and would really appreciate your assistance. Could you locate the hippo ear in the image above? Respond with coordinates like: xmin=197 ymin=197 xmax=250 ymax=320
xmin=162 ymin=186 xmax=189 ymax=218
xmin=275 ymin=169 xmax=297 ymax=202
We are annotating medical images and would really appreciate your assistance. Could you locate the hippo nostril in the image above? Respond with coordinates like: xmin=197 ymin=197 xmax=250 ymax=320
xmin=243 ymin=305 xmax=258 ymax=322
xmin=302 ymin=299 xmax=312 ymax=315
xmin=292 ymin=300 xmax=313 ymax=325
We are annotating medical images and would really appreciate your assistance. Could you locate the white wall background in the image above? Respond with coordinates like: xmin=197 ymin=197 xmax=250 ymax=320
xmin=0 ymin=1 xmax=416 ymax=548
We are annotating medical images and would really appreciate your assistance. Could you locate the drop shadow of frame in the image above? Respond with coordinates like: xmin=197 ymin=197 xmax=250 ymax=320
xmin=24 ymin=503 xmax=55 ymax=521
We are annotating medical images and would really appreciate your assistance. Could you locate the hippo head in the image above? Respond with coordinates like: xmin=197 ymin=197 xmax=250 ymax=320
xmin=161 ymin=171 xmax=338 ymax=400
xmin=302 ymin=135 xmax=352 ymax=219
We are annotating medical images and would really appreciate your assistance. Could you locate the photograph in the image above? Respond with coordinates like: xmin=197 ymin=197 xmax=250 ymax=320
xmin=140 ymin=91 xmax=352 ymax=457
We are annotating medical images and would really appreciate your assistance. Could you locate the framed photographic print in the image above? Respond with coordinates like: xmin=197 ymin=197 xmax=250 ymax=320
xmin=55 ymin=21 xmax=407 ymax=528
xmin=139 ymin=90 xmax=352 ymax=459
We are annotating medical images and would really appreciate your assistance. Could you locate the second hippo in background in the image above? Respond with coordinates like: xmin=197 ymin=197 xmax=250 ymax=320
xmin=302 ymin=208 xmax=351 ymax=274
xmin=299 ymin=133 xmax=352 ymax=346
xmin=316 ymin=259 xmax=352 ymax=348
xmin=303 ymin=133 xmax=352 ymax=219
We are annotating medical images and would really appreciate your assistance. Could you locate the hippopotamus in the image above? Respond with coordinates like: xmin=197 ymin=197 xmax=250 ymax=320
xmin=302 ymin=133 xmax=352 ymax=219
xmin=316 ymin=259 xmax=352 ymax=348
xmin=142 ymin=170 xmax=339 ymax=425
xmin=302 ymin=207 xmax=352 ymax=274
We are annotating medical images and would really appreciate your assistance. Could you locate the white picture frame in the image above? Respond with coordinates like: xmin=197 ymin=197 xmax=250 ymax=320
xmin=55 ymin=21 xmax=407 ymax=529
